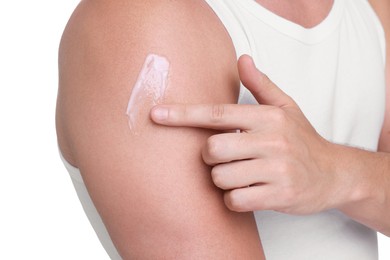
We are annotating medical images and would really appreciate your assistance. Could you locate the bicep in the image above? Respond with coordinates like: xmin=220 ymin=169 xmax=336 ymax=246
xmin=57 ymin=1 xmax=263 ymax=258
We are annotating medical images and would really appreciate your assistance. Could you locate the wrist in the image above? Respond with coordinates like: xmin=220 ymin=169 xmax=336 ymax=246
xmin=321 ymin=142 xmax=390 ymax=234
xmin=322 ymin=142 xmax=370 ymax=211
xmin=333 ymin=145 xmax=385 ymax=213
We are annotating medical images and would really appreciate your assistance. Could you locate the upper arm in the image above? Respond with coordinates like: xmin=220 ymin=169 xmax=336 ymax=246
xmin=369 ymin=0 xmax=390 ymax=151
xmin=56 ymin=0 xmax=263 ymax=258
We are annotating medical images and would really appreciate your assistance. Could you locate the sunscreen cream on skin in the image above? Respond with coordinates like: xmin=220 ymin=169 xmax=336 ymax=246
xmin=126 ymin=54 xmax=170 ymax=133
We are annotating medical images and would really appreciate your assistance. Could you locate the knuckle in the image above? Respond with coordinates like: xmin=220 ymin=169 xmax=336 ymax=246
xmin=258 ymin=73 xmax=272 ymax=88
xmin=262 ymin=73 xmax=272 ymax=84
xmin=211 ymin=104 xmax=226 ymax=123
xmin=268 ymin=134 xmax=291 ymax=154
xmin=182 ymin=104 xmax=189 ymax=120
xmin=270 ymin=108 xmax=287 ymax=124
xmin=206 ymin=136 xmax=222 ymax=159
xmin=276 ymin=135 xmax=291 ymax=153
xmin=236 ymin=133 xmax=248 ymax=147
xmin=171 ymin=104 xmax=189 ymax=124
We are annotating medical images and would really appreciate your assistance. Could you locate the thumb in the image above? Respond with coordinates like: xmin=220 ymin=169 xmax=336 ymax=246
xmin=238 ymin=55 xmax=294 ymax=108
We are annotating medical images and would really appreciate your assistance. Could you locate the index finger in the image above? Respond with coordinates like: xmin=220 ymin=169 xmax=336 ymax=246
xmin=150 ymin=104 xmax=267 ymax=130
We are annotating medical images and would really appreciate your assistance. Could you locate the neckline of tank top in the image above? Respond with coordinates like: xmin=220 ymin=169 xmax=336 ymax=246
xmin=235 ymin=0 xmax=345 ymax=45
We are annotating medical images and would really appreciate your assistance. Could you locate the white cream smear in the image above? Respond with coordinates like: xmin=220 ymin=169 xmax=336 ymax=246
xmin=126 ymin=54 xmax=170 ymax=133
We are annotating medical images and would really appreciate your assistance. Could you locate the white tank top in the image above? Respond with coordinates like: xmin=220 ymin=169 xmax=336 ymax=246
xmin=60 ymin=0 xmax=386 ymax=259
xmin=205 ymin=0 xmax=386 ymax=259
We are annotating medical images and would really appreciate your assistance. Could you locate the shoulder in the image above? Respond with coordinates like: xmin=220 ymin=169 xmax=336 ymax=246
xmin=57 ymin=0 xmax=239 ymax=164
xmin=58 ymin=0 xmax=238 ymax=99
xmin=368 ymin=0 xmax=390 ymax=28
xmin=368 ymin=0 xmax=390 ymax=49
xmin=59 ymin=0 xmax=237 ymax=81
xmin=59 ymin=0 xmax=236 ymax=64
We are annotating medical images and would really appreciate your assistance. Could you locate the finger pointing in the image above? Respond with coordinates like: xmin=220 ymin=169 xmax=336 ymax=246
xmin=150 ymin=104 xmax=272 ymax=130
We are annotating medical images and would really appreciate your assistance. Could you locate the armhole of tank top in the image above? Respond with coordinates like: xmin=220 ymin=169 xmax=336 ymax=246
xmin=58 ymin=148 xmax=84 ymax=183
xmin=365 ymin=0 xmax=387 ymax=65
xmin=204 ymin=0 xmax=251 ymax=104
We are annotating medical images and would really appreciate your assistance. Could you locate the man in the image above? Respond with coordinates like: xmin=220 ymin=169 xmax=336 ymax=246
xmin=57 ymin=0 xmax=389 ymax=258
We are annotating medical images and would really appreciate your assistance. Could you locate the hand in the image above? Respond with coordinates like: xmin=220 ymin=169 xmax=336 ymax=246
xmin=150 ymin=55 xmax=341 ymax=215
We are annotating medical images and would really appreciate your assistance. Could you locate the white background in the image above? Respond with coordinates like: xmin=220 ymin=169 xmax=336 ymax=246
xmin=0 ymin=0 xmax=389 ymax=259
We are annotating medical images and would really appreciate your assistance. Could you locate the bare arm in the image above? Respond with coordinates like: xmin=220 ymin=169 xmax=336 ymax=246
xmin=56 ymin=0 xmax=264 ymax=258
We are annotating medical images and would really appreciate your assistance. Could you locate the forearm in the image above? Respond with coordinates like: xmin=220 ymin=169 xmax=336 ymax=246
xmin=331 ymin=143 xmax=390 ymax=236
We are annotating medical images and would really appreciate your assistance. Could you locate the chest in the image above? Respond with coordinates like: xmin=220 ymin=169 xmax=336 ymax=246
xmin=255 ymin=0 xmax=334 ymax=28
xmin=239 ymin=0 xmax=386 ymax=149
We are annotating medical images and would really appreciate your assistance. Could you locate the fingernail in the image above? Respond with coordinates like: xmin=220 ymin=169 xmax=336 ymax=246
xmin=152 ymin=107 xmax=169 ymax=121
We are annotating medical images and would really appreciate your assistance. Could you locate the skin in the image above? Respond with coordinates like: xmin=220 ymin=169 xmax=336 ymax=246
xmin=56 ymin=0 xmax=264 ymax=258
xmin=255 ymin=0 xmax=334 ymax=28
xmin=151 ymin=0 xmax=390 ymax=237
xmin=57 ymin=0 xmax=390 ymax=257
